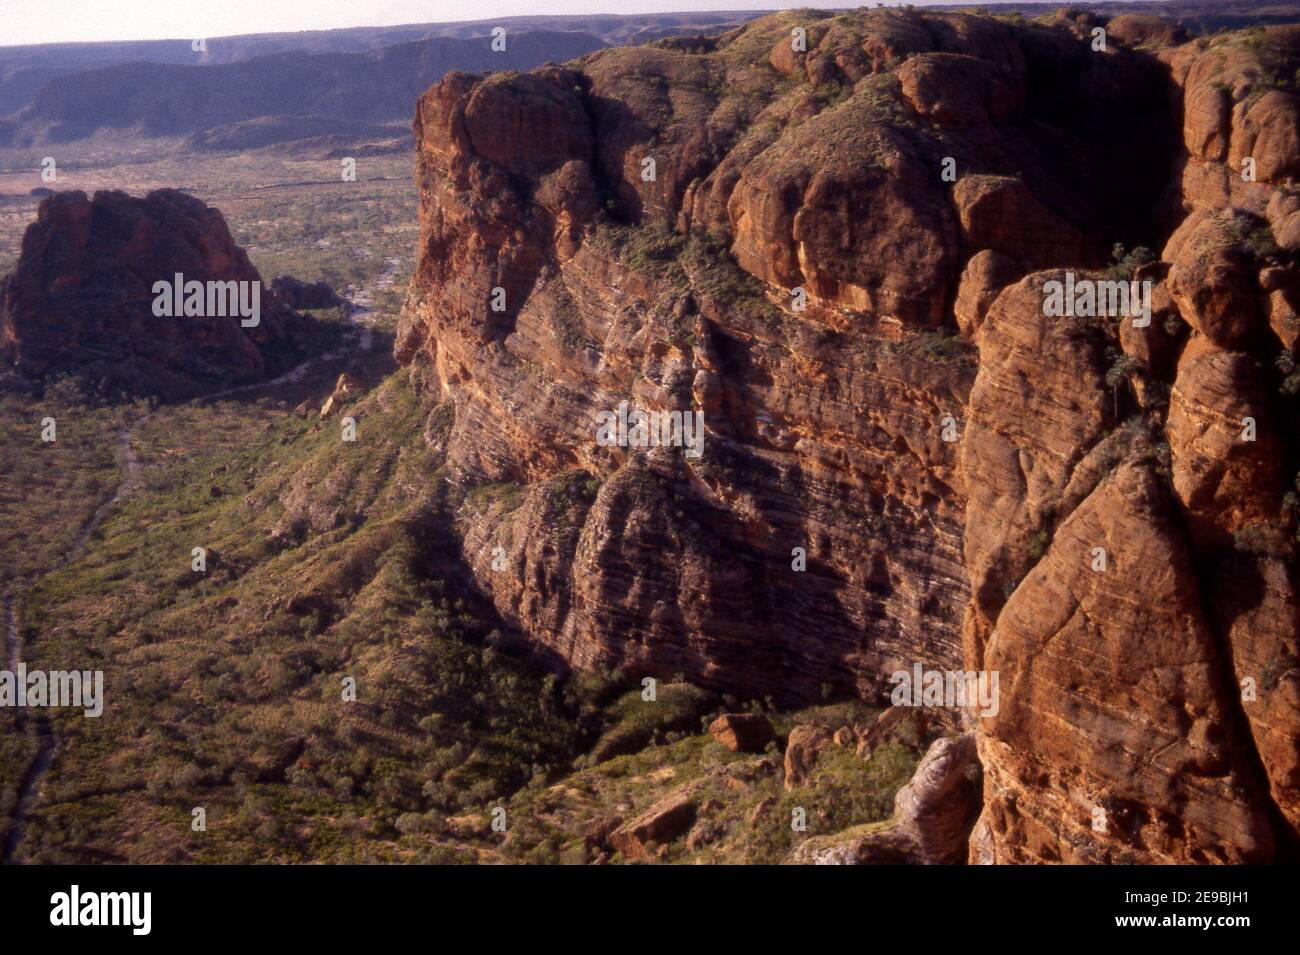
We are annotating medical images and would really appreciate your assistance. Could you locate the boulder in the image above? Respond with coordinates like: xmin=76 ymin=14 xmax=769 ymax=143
xmin=608 ymin=793 xmax=697 ymax=860
xmin=952 ymin=175 xmax=1092 ymax=270
xmin=784 ymin=725 xmax=833 ymax=791
xmin=892 ymin=734 xmax=982 ymax=864
xmin=897 ymin=52 xmax=1022 ymax=126
xmin=708 ymin=713 xmax=775 ymax=753
xmin=319 ymin=372 xmax=366 ymax=417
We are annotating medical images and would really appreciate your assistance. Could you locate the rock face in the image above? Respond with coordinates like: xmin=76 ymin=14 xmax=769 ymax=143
xmin=893 ymin=734 xmax=982 ymax=863
xmin=399 ymin=8 xmax=1300 ymax=862
xmin=0 ymin=189 xmax=308 ymax=398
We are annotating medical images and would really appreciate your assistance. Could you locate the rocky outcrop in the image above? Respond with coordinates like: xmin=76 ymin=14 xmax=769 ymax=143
xmin=960 ymin=19 xmax=1300 ymax=860
xmin=967 ymin=453 xmax=1278 ymax=863
xmin=792 ymin=733 xmax=981 ymax=864
xmin=894 ymin=734 xmax=982 ymax=863
xmin=1162 ymin=26 xmax=1300 ymax=213
xmin=271 ymin=275 xmax=346 ymax=311
xmin=320 ymin=372 xmax=366 ymax=418
xmin=397 ymin=8 xmax=1300 ymax=862
xmin=397 ymin=7 xmax=1180 ymax=706
xmin=0 ymin=189 xmax=309 ymax=398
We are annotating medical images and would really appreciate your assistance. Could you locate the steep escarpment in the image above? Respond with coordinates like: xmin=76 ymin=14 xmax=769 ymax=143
xmin=0 ymin=189 xmax=313 ymax=398
xmin=399 ymin=8 xmax=1299 ymax=862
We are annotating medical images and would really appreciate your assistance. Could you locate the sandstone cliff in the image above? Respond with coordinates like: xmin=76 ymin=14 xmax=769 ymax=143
xmin=397 ymin=9 xmax=1300 ymax=862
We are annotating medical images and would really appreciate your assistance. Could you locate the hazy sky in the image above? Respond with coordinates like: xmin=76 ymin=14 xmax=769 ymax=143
xmin=1 ymin=0 xmax=881 ymax=46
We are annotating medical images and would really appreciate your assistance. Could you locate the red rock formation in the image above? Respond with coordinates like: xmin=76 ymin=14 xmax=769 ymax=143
xmin=398 ymin=9 xmax=1300 ymax=861
xmin=1162 ymin=26 xmax=1300 ymax=214
xmin=0 ymin=189 xmax=307 ymax=398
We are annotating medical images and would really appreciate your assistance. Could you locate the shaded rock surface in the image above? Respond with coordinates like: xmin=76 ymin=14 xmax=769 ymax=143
xmin=0 ymin=189 xmax=311 ymax=398
xmin=396 ymin=8 xmax=1300 ymax=862
xmin=271 ymin=275 xmax=347 ymax=311
xmin=708 ymin=713 xmax=775 ymax=753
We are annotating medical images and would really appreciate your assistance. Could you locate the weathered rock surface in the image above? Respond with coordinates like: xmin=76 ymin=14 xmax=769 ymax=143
xmin=954 ymin=249 xmax=1022 ymax=337
xmin=1164 ymin=209 xmax=1265 ymax=349
xmin=396 ymin=8 xmax=1300 ymax=862
xmin=894 ymin=734 xmax=982 ymax=863
xmin=1161 ymin=25 xmax=1300 ymax=212
xmin=609 ymin=792 xmax=697 ymax=860
xmin=970 ymin=459 xmax=1276 ymax=863
xmin=397 ymin=7 xmax=1183 ymax=707
xmin=783 ymin=724 xmax=833 ymax=790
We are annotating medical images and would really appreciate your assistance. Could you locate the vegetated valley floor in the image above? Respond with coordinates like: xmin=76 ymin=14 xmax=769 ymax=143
xmin=0 ymin=138 xmax=928 ymax=862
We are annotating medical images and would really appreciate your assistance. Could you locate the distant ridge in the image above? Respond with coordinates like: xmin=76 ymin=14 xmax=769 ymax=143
xmin=0 ymin=31 xmax=609 ymax=146
xmin=0 ymin=11 xmax=763 ymax=117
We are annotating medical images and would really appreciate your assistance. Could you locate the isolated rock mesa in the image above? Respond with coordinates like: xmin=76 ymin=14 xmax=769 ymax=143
xmin=0 ymin=189 xmax=309 ymax=399
xmin=398 ymin=8 xmax=1300 ymax=863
